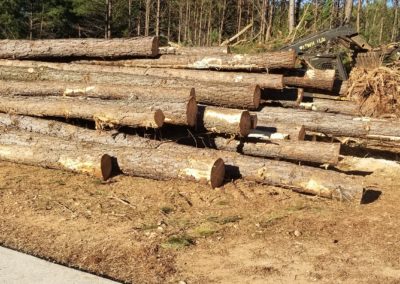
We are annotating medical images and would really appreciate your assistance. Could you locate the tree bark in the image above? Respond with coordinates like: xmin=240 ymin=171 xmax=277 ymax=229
xmin=251 ymin=122 xmax=306 ymax=141
xmin=0 ymin=80 xmax=196 ymax=126
xmin=159 ymin=46 xmax=231 ymax=55
xmin=0 ymin=96 xmax=164 ymax=129
xmin=77 ymin=50 xmax=297 ymax=70
xmin=145 ymin=0 xmax=151 ymax=36
xmin=0 ymin=63 xmax=260 ymax=110
xmin=283 ymin=69 xmax=336 ymax=91
xmin=213 ymin=137 xmax=341 ymax=165
xmin=198 ymin=106 xmax=253 ymax=137
xmin=299 ymin=98 xmax=359 ymax=116
xmin=258 ymin=106 xmax=400 ymax=139
xmin=344 ymin=0 xmax=353 ymax=24
xmin=0 ymin=37 xmax=159 ymax=59
xmin=0 ymin=131 xmax=111 ymax=180
xmin=289 ymin=0 xmax=296 ymax=34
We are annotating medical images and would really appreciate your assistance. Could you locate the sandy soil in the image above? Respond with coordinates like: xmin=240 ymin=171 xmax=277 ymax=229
xmin=0 ymin=160 xmax=399 ymax=284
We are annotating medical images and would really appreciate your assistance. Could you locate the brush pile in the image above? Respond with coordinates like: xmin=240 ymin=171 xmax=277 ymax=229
xmin=347 ymin=64 xmax=400 ymax=118
xmin=0 ymin=36 xmax=399 ymax=204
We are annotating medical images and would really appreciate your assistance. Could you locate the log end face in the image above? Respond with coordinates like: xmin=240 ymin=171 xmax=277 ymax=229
xmin=210 ymin=158 xmax=225 ymax=189
xmin=154 ymin=109 xmax=165 ymax=128
xmin=239 ymin=111 xmax=252 ymax=137
xmin=101 ymin=154 xmax=113 ymax=181
xmin=186 ymin=96 xmax=198 ymax=127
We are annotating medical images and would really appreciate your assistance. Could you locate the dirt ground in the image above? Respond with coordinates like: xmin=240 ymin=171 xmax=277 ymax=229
xmin=0 ymin=160 xmax=399 ymax=284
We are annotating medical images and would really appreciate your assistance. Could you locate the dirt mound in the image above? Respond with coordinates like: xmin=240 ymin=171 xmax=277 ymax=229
xmin=347 ymin=63 xmax=400 ymax=118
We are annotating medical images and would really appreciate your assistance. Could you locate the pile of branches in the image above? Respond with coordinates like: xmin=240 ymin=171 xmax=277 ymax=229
xmin=347 ymin=64 xmax=400 ymax=118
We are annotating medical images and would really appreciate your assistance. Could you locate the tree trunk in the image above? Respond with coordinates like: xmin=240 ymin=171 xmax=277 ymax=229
xmin=219 ymin=0 xmax=227 ymax=44
xmin=1 ymin=114 xmax=367 ymax=202
xmin=0 ymin=131 xmax=110 ymax=180
xmin=283 ymin=69 xmax=336 ymax=90
xmin=145 ymin=0 xmax=151 ymax=36
xmin=392 ymin=0 xmax=399 ymax=41
xmin=0 ymin=37 xmax=159 ymax=59
xmin=258 ymin=106 xmax=400 ymax=139
xmin=0 ymin=80 xmax=196 ymax=126
xmin=213 ymin=137 xmax=341 ymax=165
xmin=356 ymin=0 xmax=362 ymax=32
xmin=198 ymin=106 xmax=253 ymax=137
xmin=78 ymin=50 xmax=297 ymax=70
xmin=252 ymin=122 xmax=306 ymax=141
xmin=0 ymin=64 xmax=261 ymax=109
xmin=0 ymin=96 xmax=164 ymax=129
xmin=289 ymin=0 xmax=296 ymax=34
xmin=156 ymin=0 xmax=160 ymax=36
xmin=344 ymin=0 xmax=353 ymax=24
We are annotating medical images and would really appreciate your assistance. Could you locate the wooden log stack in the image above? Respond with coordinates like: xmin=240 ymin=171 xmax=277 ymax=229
xmin=0 ymin=36 xmax=394 ymax=203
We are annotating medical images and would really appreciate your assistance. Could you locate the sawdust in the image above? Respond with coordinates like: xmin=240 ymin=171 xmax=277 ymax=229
xmin=347 ymin=63 xmax=400 ymax=118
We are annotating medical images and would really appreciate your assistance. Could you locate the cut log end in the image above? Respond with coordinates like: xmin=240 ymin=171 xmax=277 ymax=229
xmin=101 ymin=154 xmax=113 ymax=181
xmin=210 ymin=158 xmax=225 ymax=189
xmin=154 ymin=109 xmax=165 ymax=128
xmin=239 ymin=111 xmax=252 ymax=137
xmin=187 ymin=96 xmax=198 ymax=127
xmin=253 ymin=85 xmax=261 ymax=109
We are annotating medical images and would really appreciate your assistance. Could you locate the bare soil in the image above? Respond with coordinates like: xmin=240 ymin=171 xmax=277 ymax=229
xmin=0 ymin=161 xmax=399 ymax=284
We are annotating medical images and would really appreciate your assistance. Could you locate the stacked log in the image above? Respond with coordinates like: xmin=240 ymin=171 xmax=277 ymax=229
xmin=0 ymin=37 xmax=159 ymax=59
xmin=159 ymin=46 xmax=231 ymax=55
xmin=0 ymin=64 xmax=261 ymax=109
xmin=77 ymin=50 xmax=297 ymax=70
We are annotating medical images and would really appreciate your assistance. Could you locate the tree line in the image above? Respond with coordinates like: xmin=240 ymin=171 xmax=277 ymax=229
xmin=0 ymin=0 xmax=398 ymax=47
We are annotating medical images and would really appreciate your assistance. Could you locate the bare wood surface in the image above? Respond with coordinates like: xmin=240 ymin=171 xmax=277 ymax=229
xmin=252 ymin=119 xmax=306 ymax=141
xmin=199 ymin=106 xmax=253 ymax=137
xmin=0 ymin=96 xmax=164 ymax=128
xmin=0 ymin=64 xmax=259 ymax=109
xmin=0 ymin=37 xmax=159 ymax=59
xmin=159 ymin=46 xmax=231 ymax=55
xmin=0 ymin=80 xmax=196 ymax=126
xmin=284 ymin=69 xmax=336 ymax=90
xmin=299 ymin=98 xmax=359 ymax=116
xmin=258 ymin=106 xmax=400 ymax=139
xmin=214 ymin=137 xmax=341 ymax=165
xmin=76 ymin=50 xmax=297 ymax=71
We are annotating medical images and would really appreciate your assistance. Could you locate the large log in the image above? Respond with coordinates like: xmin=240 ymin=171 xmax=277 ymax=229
xmin=0 ymin=130 xmax=225 ymax=188
xmin=0 ymin=59 xmax=284 ymax=90
xmin=199 ymin=106 xmax=253 ymax=137
xmin=213 ymin=137 xmax=341 ymax=165
xmin=258 ymin=106 xmax=400 ymax=139
xmin=299 ymin=98 xmax=359 ymax=116
xmin=0 ymin=37 xmax=159 ymax=59
xmin=0 ymin=80 xmax=196 ymax=126
xmin=0 ymin=96 xmax=165 ymax=129
xmin=283 ymin=69 xmax=336 ymax=90
xmin=0 ymin=114 xmax=367 ymax=201
xmin=159 ymin=46 xmax=231 ymax=55
xmin=0 ymin=64 xmax=260 ymax=109
xmin=76 ymin=50 xmax=297 ymax=71
xmin=0 ymin=132 xmax=111 ymax=179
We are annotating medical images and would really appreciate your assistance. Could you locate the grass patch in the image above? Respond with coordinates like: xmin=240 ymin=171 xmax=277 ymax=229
xmin=160 ymin=206 xmax=174 ymax=215
xmin=259 ymin=212 xmax=288 ymax=228
xmin=207 ymin=215 xmax=242 ymax=225
xmin=190 ymin=223 xmax=218 ymax=238
xmin=161 ymin=235 xmax=194 ymax=249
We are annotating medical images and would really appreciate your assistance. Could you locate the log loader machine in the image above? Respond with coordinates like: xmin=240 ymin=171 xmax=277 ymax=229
xmin=281 ymin=26 xmax=400 ymax=80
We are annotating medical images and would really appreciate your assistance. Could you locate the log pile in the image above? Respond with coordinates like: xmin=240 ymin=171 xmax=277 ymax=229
xmin=1 ymin=36 xmax=397 ymax=203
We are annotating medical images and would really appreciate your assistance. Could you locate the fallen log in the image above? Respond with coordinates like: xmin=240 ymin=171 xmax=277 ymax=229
xmin=0 ymin=65 xmax=260 ymax=109
xmin=0 ymin=114 xmax=368 ymax=201
xmin=0 ymin=130 xmax=225 ymax=188
xmin=0 ymin=80 xmax=196 ymax=126
xmin=76 ymin=50 xmax=297 ymax=71
xmin=0 ymin=96 xmax=165 ymax=129
xmin=213 ymin=137 xmax=340 ymax=165
xmin=0 ymin=37 xmax=159 ymax=59
xmin=253 ymin=120 xmax=306 ymax=141
xmin=0 ymin=59 xmax=284 ymax=90
xmin=258 ymin=106 xmax=400 ymax=139
xmin=0 ymin=132 xmax=111 ymax=179
xmin=159 ymin=46 xmax=231 ymax=55
xmin=199 ymin=106 xmax=253 ymax=137
xmin=283 ymin=69 xmax=336 ymax=90
xmin=299 ymin=98 xmax=359 ymax=116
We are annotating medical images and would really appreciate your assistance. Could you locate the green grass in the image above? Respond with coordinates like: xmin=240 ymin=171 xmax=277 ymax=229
xmin=207 ymin=215 xmax=242 ymax=225
xmin=161 ymin=235 xmax=194 ymax=249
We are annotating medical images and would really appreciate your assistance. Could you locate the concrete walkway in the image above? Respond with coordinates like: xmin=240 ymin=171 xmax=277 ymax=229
xmin=0 ymin=246 xmax=120 ymax=284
